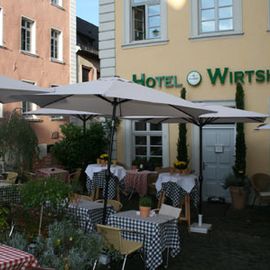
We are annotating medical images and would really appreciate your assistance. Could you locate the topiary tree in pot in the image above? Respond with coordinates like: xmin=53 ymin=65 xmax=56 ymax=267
xmin=176 ymin=88 xmax=189 ymax=169
xmin=224 ymin=83 xmax=249 ymax=209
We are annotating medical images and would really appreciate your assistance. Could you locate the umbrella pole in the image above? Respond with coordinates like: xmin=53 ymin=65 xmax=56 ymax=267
xmin=199 ymin=125 xmax=203 ymax=215
xmin=102 ymin=99 xmax=117 ymax=224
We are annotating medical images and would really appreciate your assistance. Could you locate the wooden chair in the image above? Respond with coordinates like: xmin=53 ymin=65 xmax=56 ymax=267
xmin=157 ymin=189 xmax=191 ymax=226
xmin=70 ymin=193 xmax=94 ymax=203
xmin=95 ymin=199 xmax=123 ymax=212
xmin=147 ymin=173 xmax=158 ymax=196
xmin=251 ymin=173 xmax=270 ymax=205
xmin=6 ymin=171 xmax=18 ymax=184
xmin=93 ymin=224 xmax=144 ymax=270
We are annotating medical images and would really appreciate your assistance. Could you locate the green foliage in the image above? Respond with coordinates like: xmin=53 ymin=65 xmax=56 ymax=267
xmin=177 ymin=88 xmax=189 ymax=163
xmin=33 ymin=220 xmax=103 ymax=270
xmin=0 ymin=207 xmax=9 ymax=231
xmin=5 ymin=232 xmax=28 ymax=251
xmin=0 ymin=113 xmax=38 ymax=172
xmin=20 ymin=178 xmax=72 ymax=209
xmin=139 ymin=196 xmax=152 ymax=207
xmin=223 ymin=173 xmax=249 ymax=189
xmin=52 ymin=122 xmax=108 ymax=171
xmin=234 ymin=83 xmax=246 ymax=177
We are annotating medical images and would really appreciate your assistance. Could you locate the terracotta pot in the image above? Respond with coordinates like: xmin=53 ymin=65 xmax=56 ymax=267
xmin=139 ymin=206 xmax=151 ymax=218
xmin=229 ymin=186 xmax=246 ymax=210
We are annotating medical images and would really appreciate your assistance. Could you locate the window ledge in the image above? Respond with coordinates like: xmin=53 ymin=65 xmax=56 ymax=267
xmin=0 ymin=45 xmax=7 ymax=50
xmin=51 ymin=3 xmax=65 ymax=11
xmin=122 ymin=39 xmax=169 ymax=49
xmin=24 ymin=117 xmax=43 ymax=122
xmin=189 ymin=32 xmax=244 ymax=40
xmin=20 ymin=50 xmax=39 ymax=58
xmin=50 ymin=58 xmax=65 ymax=65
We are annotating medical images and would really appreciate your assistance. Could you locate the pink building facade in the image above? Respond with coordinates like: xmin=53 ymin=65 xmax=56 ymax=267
xmin=0 ymin=0 xmax=76 ymax=149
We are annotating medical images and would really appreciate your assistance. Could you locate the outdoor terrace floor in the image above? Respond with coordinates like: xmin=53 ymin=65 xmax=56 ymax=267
xmin=102 ymin=194 xmax=270 ymax=270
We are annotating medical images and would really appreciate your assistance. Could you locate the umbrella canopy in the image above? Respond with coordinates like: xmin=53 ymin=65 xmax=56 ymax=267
xmin=255 ymin=123 xmax=270 ymax=130
xmin=127 ymin=104 xmax=268 ymax=215
xmin=24 ymin=108 xmax=99 ymax=133
xmin=21 ymin=77 xmax=212 ymax=118
xmin=0 ymin=75 xmax=47 ymax=103
xmin=20 ymin=76 xmax=214 ymax=223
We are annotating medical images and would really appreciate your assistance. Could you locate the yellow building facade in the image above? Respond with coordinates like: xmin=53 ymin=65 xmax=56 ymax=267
xmin=99 ymin=0 xmax=270 ymax=200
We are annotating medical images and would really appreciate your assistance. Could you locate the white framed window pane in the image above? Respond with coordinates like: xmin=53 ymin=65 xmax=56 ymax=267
xmin=148 ymin=15 xmax=160 ymax=27
xmin=201 ymin=9 xmax=215 ymax=21
xmin=219 ymin=0 xmax=232 ymax=7
xmin=201 ymin=21 xmax=215 ymax=32
xmin=135 ymin=122 xmax=146 ymax=131
xmin=133 ymin=0 xmax=145 ymax=4
xmin=132 ymin=6 xmax=145 ymax=41
xmin=135 ymin=147 xmax=147 ymax=155
xmin=148 ymin=5 xmax=160 ymax=16
xmin=21 ymin=18 xmax=32 ymax=52
xmin=219 ymin=7 xmax=232 ymax=19
xmin=135 ymin=136 xmax=147 ymax=145
xmin=150 ymin=136 xmax=162 ymax=145
xmin=201 ymin=0 xmax=214 ymax=9
xmin=150 ymin=123 xmax=162 ymax=131
xmin=148 ymin=27 xmax=160 ymax=38
xmin=219 ymin=19 xmax=233 ymax=30
xmin=150 ymin=146 xmax=162 ymax=156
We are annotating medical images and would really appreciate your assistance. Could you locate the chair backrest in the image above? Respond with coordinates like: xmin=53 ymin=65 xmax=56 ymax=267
xmin=156 ymin=167 xmax=172 ymax=173
xmin=96 ymin=224 xmax=122 ymax=251
xmin=159 ymin=203 xmax=182 ymax=219
xmin=6 ymin=172 xmax=18 ymax=184
xmin=95 ymin=199 xmax=123 ymax=212
xmin=71 ymin=193 xmax=93 ymax=203
xmin=251 ymin=173 xmax=270 ymax=192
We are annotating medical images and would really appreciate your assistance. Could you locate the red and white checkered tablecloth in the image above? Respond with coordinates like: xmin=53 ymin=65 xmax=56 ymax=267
xmin=0 ymin=244 xmax=38 ymax=270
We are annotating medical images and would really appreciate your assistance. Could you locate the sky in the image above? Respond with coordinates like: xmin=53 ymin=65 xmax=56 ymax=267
xmin=76 ymin=0 xmax=99 ymax=26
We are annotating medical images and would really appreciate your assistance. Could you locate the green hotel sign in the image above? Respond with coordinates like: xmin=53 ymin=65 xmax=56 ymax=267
xmin=132 ymin=73 xmax=182 ymax=88
xmin=207 ymin=67 xmax=270 ymax=85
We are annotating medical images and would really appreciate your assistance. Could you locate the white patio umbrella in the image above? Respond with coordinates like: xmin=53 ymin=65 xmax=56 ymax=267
xmin=19 ymin=77 xmax=214 ymax=223
xmin=128 ymin=104 xmax=268 ymax=224
xmin=0 ymin=75 xmax=47 ymax=103
xmin=24 ymin=108 xmax=100 ymax=134
xmin=255 ymin=123 xmax=270 ymax=130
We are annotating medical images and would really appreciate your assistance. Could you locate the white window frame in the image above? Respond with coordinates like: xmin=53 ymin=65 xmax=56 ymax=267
xmin=51 ymin=0 xmax=63 ymax=8
xmin=190 ymin=0 xmax=243 ymax=39
xmin=0 ymin=8 xmax=3 ymax=47
xmin=21 ymin=16 xmax=36 ymax=54
xmin=123 ymin=0 xmax=168 ymax=47
xmin=124 ymin=120 xmax=169 ymax=167
xmin=21 ymin=80 xmax=38 ymax=120
xmin=51 ymin=28 xmax=63 ymax=62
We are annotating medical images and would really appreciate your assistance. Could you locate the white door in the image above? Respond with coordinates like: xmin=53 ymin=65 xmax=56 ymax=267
xmin=202 ymin=125 xmax=235 ymax=201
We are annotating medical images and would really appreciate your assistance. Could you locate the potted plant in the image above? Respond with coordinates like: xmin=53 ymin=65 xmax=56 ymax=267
xmin=139 ymin=196 xmax=152 ymax=218
xmin=223 ymin=172 xmax=249 ymax=209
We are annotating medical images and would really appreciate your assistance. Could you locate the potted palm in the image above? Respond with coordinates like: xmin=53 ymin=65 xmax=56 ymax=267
xmin=139 ymin=196 xmax=152 ymax=218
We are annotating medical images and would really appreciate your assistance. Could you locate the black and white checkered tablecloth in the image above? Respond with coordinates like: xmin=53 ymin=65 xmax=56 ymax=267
xmin=158 ymin=180 xmax=199 ymax=208
xmin=108 ymin=210 xmax=181 ymax=270
xmin=0 ymin=184 xmax=21 ymax=205
xmin=67 ymin=201 xmax=116 ymax=232
xmin=86 ymin=170 xmax=119 ymax=199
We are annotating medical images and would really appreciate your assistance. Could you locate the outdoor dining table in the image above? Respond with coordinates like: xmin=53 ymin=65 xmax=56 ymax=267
xmin=0 ymin=244 xmax=38 ymax=270
xmin=36 ymin=167 xmax=69 ymax=182
xmin=156 ymin=172 xmax=199 ymax=208
xmin=67 ymin=200 xmax=116 ymax=232
xmin=124 ymin=170 xmax=157 ymax=196
xmin=85 ymin=164 xmax=126 ymax=199
xmin=107 ymin=210 xmax=181 ymax=270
